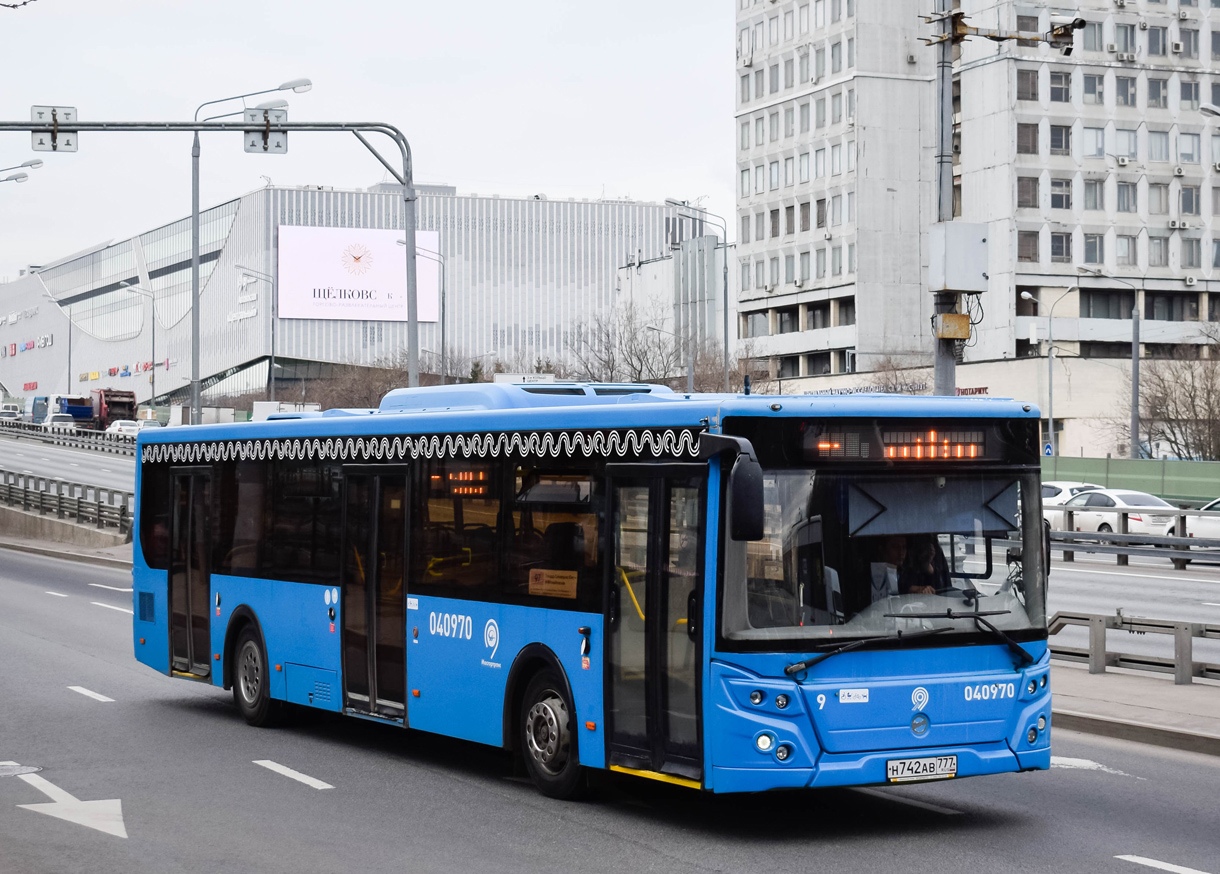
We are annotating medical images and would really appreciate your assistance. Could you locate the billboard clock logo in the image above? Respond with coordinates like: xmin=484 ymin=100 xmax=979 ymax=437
xmin=341 ymin=243 xmax=373 ymax=276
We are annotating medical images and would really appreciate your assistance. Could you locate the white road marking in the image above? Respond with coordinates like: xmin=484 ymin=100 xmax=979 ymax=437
xmin=89 ymin=583 xmax=133 ymax=593
xmin=851 ymin=787 xmax=962 ymax=815
xmin=1203 ymin=603 xmax=1220 ymax=607
xmin=1051 ymin=566 xmax=1220 ymax=586
xmin=1051 ymin=756 xmax=1134 ymax=777
xmin=69 ymin=462 xmax=79 ymax=467
xmin=15 ymin=771 xmax=127 ymax=838
xmin=101 ymin=468 xmax=112 ymax=473
xmin=91 ymin=601 xmax=133 ymax=615
xmin=45 ymin=591 xmax=68 ymax=598
xmin=252 ymin=760 xmax=333 ymax=790
xmin=1116 ymin=855 xmax=1213 ymax=874
xmin=68 ymin=686 xmax=114 ymax=703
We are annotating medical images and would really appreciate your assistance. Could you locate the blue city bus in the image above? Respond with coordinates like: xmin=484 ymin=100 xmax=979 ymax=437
xmin=131 ymin=383 xmax=1051 ymax=797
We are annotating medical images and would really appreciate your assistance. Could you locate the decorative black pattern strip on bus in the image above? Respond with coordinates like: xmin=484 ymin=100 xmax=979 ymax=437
xmin=139 ymin=427 xmax=704 ymax=466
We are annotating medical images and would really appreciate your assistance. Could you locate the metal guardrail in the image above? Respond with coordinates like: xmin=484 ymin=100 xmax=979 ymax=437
xmin=1051 ymin=505 xmax=1220 ymax=569
xmin=0 ymin=419 xmax=135 ymax=456
xmin=1049 ymin=610 xmax=1220 ymax=685
xmin=0 ymin=467 xmax=133 ymax=540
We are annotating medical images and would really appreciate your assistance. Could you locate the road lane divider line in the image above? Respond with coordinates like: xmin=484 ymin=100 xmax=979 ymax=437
xmin=45 ymin=592 xmax=68 ymax=598
xmin=1116 ymin=855 xmax=1213 ymax=874
xmin=252 ymin=760 xmax=333 ymax=790
xmin=851 ymin=787 xmax=962 ymax=815
xmin=68 ymin=686 xmax=114 ymax=703
xmin=89 ymin=583 xmax=134 ymax=593
xmin=91 ymin=601 xmax=133 ymax=615
xmin=1203 ymin=602 xmax=1220 ymax=607
xmin=1051 ymin=566 xmax=1220 ymax=586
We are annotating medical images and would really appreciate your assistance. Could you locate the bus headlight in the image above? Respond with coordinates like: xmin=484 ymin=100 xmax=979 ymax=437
xmin=1026 ymin=679 xmax=1037 ymax=695
xmin=749 ymin=690 xmax=765 ymax=706
xmin=1027 ymin=726 xmax=1039 ymax=744
xmin=756 ymin=733 xmax=775 ymax=752
xmin=1037 ymin=715 xmax=1047 ymax=731
xmin=775 ymin=694 xmax=790 ymax=709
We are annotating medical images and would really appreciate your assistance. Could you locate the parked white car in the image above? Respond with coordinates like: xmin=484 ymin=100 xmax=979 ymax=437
xmin=1163 ymin=497 xmax=1220 ymax=540
xmin=1059 ymin=488 xmax=1177 ymax=536
xmin=1041 ymin=481 xmax=1102 ymax=529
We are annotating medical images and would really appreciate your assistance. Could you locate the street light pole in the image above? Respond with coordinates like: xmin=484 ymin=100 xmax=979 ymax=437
xmin=399 ymin=242 xmax=446 ymax=383
xmin=1021 ymin=286 xmax=1075 ymax=460
xmin=190 ymin=79 xmax=311 ymax=424
xmin=666 ymin=199 xmax=731 ymax=392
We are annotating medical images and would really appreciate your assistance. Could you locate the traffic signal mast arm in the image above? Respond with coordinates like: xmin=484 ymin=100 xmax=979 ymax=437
xmin=921 ymin=10 xmax=1084 ymax=55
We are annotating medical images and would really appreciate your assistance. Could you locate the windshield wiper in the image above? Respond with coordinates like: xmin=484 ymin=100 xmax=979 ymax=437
xmin=784 ymin=626 xmax=954 ymax=676
xmin=883 ymin=609 xmax=1034 ymax=668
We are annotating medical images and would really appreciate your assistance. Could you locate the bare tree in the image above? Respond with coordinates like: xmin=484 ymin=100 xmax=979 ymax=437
xmin=1115 ymin=329 xmax=1220 ymax=459
xmin=857 ymin=355 xmax=932 ymax=395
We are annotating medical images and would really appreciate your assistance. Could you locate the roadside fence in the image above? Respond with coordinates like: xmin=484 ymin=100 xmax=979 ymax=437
xmin=1049 ymin=610 xmax=1220 ymax=685
xmin=0 ymin=467 xmax=133 ymax=540
xmin=0 ymin=419 xmax=135 ymax=456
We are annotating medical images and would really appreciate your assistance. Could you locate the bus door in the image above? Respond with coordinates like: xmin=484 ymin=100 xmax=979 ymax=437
xmin=606 ymin=467 xmax=705 ymax=783
xmin=340 ymin=468 xmax=408 ymax=721
xmin=169 ymin=469 xmax=211 ymax=677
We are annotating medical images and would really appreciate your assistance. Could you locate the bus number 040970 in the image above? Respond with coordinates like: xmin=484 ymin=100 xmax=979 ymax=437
xmin=964 ymin=683 xmax=1015 ymax=701
xmin=429 ymin=612 xmax=473 ymax=640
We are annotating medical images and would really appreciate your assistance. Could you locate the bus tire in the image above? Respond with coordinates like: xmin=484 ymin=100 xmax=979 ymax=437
xmin=520 ymin=669 xmax=583 ymax=799
xmin=233 ymin=626 xmax=282 ymax=727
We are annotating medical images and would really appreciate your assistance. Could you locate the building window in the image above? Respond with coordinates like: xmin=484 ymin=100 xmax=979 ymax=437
xmin=831 ymin=194 xmax=842 ymax=225
xmin=740 ymin=215 xmax=750 ymax=244
xmin=1213 ymin=134 xmax=1220 ymax=163
xmin=799 ymin=152 xmax=810 ymax=183
xmin=1116 ymin=235 xmax=1137 ymax=266
xmin=769 ymin=112 xmax=779 ymax=141
xmin=1017 ymin=69 xmax=1038 ymax=101
xmin=1081 ymin=290 xmax=1134 ymax=319
xmin=1084 ymin=234 xmax=1104 ymax=264
xmin=1149 ymin=183 xmax=1169 ymax=214
xmin=1017 ymin=123 xmax=1039 ymax=154
xmin=1081 ymin=342 xmax=1134 ymax=359
xmin=740 ymin=121 xmax=750 ymax=151
xmin=1115 ymin=24 xmax=1136 ymax=53
xmin=785 ymin=256 xmax=796 ymax=284
xmin=832 ymin=92 xmax=842 ymax=123
xmin=769 ymin=64 xmax=780 ymax=93
xmin=1116 ymin=128 xmax=1138 ymax=159
xmin=755 ymin=165 xmax=765 ymax=193
xmin=755 ymin=260 xmax=765 ymax=289
xmin=848 ymin=243 xmax=855 ymax=272
xmin=816 ymin=98 xmax=826 ymax=128
xmin=816 ymin=198 xmax=826 ymax=227
xmin=1149 ymin=131 xmax=1170 ymax=161
xmin=1182 ymin=81 xmax=1201 ymax=111
xmin=755 ymin=69 xmax=765 ymax=99
xmin=1083 ymin=126 xmax=1105 ymax=158
xmin=755 ymin=212 xmax=766 ymax=241
xmin=1017 ymin=14 xmax=1040 ymax=47
xmin=1149 ymin=26 xmax=1168 ymax=56
xmin=1183 ymin=238 xmax=1202 ymax=268
xmin=778 ymin=307 xmax=798 ymax=333
xmin=741 ymin=169 xmax=751 ymax=197
xmin=799 ymin=102 xmax=810 ymax=132
xmin=740 ymin=74 xmax=751 ymax=104
xmin=800 ymin=251 xmax=811 ymax=281
xmin=848 ymin=37 xmax=854 ymax=67
xmin=800 ymin=200 xmax=810 ymax=231
xmin=1180 ymin=133 xmax=1201 ymax=163
xmin=1085 ymin=179 xmax=1104 ymax=210
xmin=816 ymin=248 xmax=826 ymax=278
xmin=831 ymin=143 xmax=842 ymax=174
xmin=770 ymin=161 xmax=780 ymax=190
xmin=1050 ymin=71 xmax=1071 ymax=102
xmin=1083 ymin=74 xmax=1104 ymax=105
xmin=1051 ymin=232 xmax=1072 ymax=263
xmin=784 ymin=156 xmax=794 ymax=186
xmin=815 ymin=47 xmax=825 ymax=79
xmin=1018 ymin=176 xmax=1039 ymax=207
xmin=778 ymin=356 xmax=801 ymax=379
xmin=1117 ymin=181 xmax=1137 ymax=212
xmin=756 ymin=117 xmax=765 ymax=145
xmin=1050 ymin=125 xmax=1072 ymax=156
xmin=1150 ymin=236 xmax=1169 ymax=266
xmin=1181 ymin=29 xmax=1199 ymax=59
xmin=740 ymin=261 xmax=751 ymax=291
xmin=785 ymin=204 xmax=795 ymax=234
xmin=1214 ymin=30 xmax=1220 ymax=60
xmin=770 ymin=208 xmax=780 ymax=237
xmin=746 ymin=311 xmax=769 ymax=337
xmin=1149 ymin=78 xmax=1168 ymax=108
xmin=832 ymin=246 xmax=842 ymax=275
xmin=1115 ymin=77 xmax=1136 ymax=107
xmin=784 ymin=59 xmax=795 ymax=90
xmin=1018 ymin=230 xmax=1040 ymax=262
xmin=1213 ymin=240 xmax=1220 ymax=269
xmin=1182 ymin=185 xmax=1201 ymax=215
xmin=770 ymin=257 xmax=780 ymax=285
xmin=784 ymin=107 xmax=795 ymax=137
xmin=831 ymin=41 xmax=842 ymax=73
xmin=846 ymin=190 xmax=855 ymax=222
xmin=815 ymin=148 xmax=825 ymax=177
xmin=769 ymin=16 xmax=779 ymax=44
xmin=839 ymin=299 xmax=856 ymax=325
xmin=1050 ymin=178 xmax=1072 ymax=209
xmin=1146 ymin=292 xmax=1199 ymax=321
xmin=1083 ymin=22 xmax=1103 ymax=52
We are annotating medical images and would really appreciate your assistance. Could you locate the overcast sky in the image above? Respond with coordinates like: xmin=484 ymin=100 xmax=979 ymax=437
xmin=0 ymin=0 xmax=734 ymax=281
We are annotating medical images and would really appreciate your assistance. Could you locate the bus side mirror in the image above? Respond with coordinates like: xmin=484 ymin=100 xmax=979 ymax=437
xmin=729 ymin=455 xmax=764 ymax=541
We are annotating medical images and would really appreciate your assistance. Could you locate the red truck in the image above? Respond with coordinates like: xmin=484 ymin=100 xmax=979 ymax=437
xmin=91 ymin=388 xmax=138 ymax=431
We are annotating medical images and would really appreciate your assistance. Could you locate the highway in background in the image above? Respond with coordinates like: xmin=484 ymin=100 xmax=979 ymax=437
xmin=0 ymin=433 xmax=134 ymax=493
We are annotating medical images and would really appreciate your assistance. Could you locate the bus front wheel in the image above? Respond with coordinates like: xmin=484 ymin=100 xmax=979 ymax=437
xmin=520 ymin=670 xmax=583 ymax=799
xmin=233 ymin=626 xmax=283 ymax=727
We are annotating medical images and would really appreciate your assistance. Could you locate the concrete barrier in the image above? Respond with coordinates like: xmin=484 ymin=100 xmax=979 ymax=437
xmin=0 ymin=504 xmax=128 ymax=549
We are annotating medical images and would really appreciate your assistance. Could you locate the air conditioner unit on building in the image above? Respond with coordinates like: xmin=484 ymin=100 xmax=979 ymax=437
xmin=1180 ymin=222 xmax=1192 ymax=230
xmin=907 ymin=52 xmax=917 ymax=64
xmin=1139 ymin=20 xmax=1149 ymax=30
xmin=1117 ymin=156 xmax=1130 ymax=166
xmin=1185 ymin=275 xmax=1197 ymax=286
xmin=794 ymin=278 xmax=805 ymax=288
xmin=1172 ymin=41 xmax=1184 ymax=53
xmin=824 ymin=231 xmax=833 ymax=240
xmin=1169 ymin=219 xmax=1181 ymax=228
xmin=1106 ymin=42 xmax=1118 ymax=52
xmin=1179 ymin=10 xmax=1190 ymax=19
xmin=1174 ymin=166 xmax=1185 ymax=176
xmin=1121 ymin=52 xmax=1138 ymax=61
xmin=1214 ymin=161 xmax=1220 ymax=172
xmin=1114 ymin=0 xmax=1126 ymax=7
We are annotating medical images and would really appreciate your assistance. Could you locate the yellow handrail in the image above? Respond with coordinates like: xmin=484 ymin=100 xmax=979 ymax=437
xmin=618 ymin=566 xmax=646 ymax=621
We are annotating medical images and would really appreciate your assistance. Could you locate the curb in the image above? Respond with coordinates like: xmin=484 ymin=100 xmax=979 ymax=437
xmin=1053 ymin=707 xmax=1220 ymax=758
xmin=0 ymin=540 xmax=133 ymax=571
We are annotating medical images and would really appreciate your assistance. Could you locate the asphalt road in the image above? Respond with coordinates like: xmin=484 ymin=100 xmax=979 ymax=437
xmin=1 ymin=549 xmax=1218 ymax=874
xmin=0 ymin=433 xmax=134 ymax=494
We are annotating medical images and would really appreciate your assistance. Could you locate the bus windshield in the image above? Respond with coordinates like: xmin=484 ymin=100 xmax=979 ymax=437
xmin=721 ymin=469 xmax=1046 ymax=647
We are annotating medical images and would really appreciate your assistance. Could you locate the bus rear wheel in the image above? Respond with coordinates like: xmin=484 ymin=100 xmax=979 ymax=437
xmin=233 ymin=626 xmax=283 ymax=727
xmin=520 ymin=670 xmax=583 ymax=799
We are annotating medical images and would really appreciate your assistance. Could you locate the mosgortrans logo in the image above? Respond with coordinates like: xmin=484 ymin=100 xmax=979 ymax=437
xmin=481 ymin=618 xmax=501 ymax=669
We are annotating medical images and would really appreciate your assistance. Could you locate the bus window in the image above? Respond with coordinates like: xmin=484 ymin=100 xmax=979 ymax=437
xmin=140 ymin=463 xmax=172 ymax=570
xmin=508 ymin=468 xmax=601 ymax=611
xmin=413 ymin=458 xmax=500 ymax=598
xmin=213 ymin=461 xmax=267 ymax=574
xmin=259 ymin=461 xmax=343 ymax=585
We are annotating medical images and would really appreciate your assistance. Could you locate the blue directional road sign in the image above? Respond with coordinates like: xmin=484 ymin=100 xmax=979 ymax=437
xmin=1044 ymin=443 xmax=1053 ymax=456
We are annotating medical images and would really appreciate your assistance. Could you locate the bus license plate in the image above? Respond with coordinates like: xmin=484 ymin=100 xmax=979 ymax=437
xmin=886 ymin=755 xmax=957 ymax=783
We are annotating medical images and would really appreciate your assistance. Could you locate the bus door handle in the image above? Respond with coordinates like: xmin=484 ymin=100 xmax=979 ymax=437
xmin=686 ymin=591 xmax=698 ymax=640
xmin=578 ymin=626 xmax=591 ymax=656
xmin=608 ymin=584 xmax=619 ymax=627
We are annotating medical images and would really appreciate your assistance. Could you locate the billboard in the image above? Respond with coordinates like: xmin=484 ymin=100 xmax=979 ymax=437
xmin=277 ymin=226 xmax=439 ymax=322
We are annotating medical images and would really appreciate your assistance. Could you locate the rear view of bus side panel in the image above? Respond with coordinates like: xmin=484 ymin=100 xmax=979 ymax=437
xmin=132 ymin=458 xmax=170 ymax=675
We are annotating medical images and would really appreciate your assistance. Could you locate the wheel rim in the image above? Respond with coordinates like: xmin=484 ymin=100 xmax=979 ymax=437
xmin=239 ymin=641 xmax=261 ymax=705
xmin=524 ymin=693 xmax=570 ymax=776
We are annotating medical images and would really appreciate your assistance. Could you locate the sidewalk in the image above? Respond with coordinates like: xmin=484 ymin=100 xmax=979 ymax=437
xmin=1051 ymin=660 xmax=1220 ymax=756
xmin=0 ymin=533 xmax=132 ymax=569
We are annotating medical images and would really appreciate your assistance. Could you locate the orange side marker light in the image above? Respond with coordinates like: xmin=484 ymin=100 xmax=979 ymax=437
xmin=585 ymin=721 xmax=596 ymax=731
xmin=412 ymin=689 xmax=421 ymax=698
